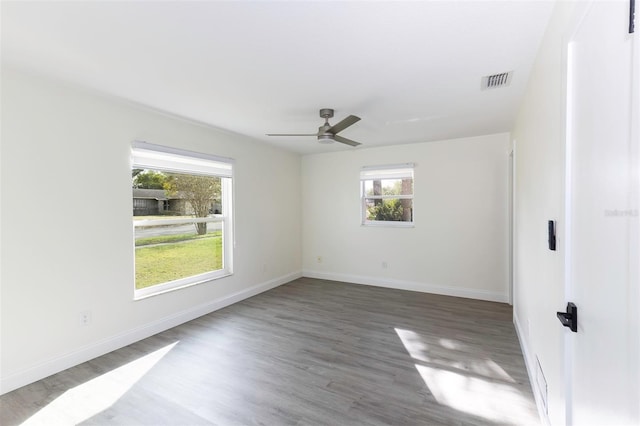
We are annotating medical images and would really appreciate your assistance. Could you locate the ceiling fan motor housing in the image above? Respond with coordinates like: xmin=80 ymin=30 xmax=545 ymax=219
xmin=318 ymin=122 xmax=335 ymax=143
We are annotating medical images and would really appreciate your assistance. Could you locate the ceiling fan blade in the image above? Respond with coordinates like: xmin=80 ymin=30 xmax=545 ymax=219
xmin=327 ymin=115 xmax=361 ymax=134
xmin=266 ymin=133 xmax=317 ymax=136
xmin=334 ymin=135 xmax=361 ymax=147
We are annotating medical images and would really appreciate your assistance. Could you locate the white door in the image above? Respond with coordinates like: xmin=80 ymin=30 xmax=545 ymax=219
xmin=565 ymin=1 xmax=639 ymax=425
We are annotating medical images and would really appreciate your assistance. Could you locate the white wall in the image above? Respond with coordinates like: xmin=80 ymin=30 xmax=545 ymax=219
xmin=511 ymin=2 xmax=579 ymax=425
xmin=302 ymin=133 xmax=510 ymax=302
xmin=0 ymin=68 xmax=302 ymax=393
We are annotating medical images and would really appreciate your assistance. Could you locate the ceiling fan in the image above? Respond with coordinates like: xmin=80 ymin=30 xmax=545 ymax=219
xmin=267 ymin=108 xmax=362 ymax=147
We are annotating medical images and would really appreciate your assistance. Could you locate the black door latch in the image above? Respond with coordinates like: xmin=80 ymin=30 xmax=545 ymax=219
xmin=557 ymin=302 xmax=578 ymax=332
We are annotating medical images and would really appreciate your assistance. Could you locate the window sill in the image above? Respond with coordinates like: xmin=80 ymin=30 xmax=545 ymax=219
xmin=134 ymin=270 xmax=232 ymax=300
xmin=362 ymin=221 xmax=415 ymax=228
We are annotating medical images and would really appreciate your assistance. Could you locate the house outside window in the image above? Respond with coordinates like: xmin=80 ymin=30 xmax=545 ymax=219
xmin=360 ymin=164 xmax=414 ymax=226
xmin=131 ymin=141 xmax=234 ymax=299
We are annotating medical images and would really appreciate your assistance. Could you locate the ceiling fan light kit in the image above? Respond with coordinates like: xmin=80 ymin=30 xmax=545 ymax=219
xmin=318 ymin=134 xmax=335 ymax=144
xmin=267 ymin=108 xmax=362 ymax=147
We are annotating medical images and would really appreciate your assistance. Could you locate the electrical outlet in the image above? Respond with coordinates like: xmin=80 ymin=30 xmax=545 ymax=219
xmin=382 ymin=261 xmax=388 ymax=269
xmin=262 ymin=263 xmax=268 ymax=273
xmin=80 ymin=310 xmax=92 ymax=326
xmin=317 ymin=256 xmax=323 ymax=264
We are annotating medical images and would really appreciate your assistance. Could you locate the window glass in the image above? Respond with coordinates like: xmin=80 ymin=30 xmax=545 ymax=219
xmin=132 ymin=142 xmax=233 ymax=298
xmin=361 ymin=165 xmax=414 ymax=226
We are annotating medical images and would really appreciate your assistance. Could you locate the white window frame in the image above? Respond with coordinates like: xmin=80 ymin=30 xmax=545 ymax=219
xmin=360 ymin=163 xmax=415 ymax=227
xmin=131 ymin=141 xmax=234 ymax=299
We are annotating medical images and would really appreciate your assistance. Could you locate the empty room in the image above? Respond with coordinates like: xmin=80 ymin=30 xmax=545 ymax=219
xmin=1 ymin=1 xmax=638 ymax=425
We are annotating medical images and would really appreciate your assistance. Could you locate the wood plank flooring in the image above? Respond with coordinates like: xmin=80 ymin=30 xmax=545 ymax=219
xmin=0 ymin=278 xmax=539 ymax=425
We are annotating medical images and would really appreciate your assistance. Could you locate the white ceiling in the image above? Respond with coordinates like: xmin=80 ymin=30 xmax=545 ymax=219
xmin=1 ymin=1 xmax=555 ymax=155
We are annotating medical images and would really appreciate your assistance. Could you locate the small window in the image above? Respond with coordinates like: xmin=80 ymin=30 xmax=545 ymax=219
xmin=131 ymin=141 xmax=234 ymax=299
xmin=361 ymin=164 xmax=414 ymax=226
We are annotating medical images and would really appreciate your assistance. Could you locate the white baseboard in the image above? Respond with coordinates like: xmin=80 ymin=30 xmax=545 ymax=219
xmin=513 ymin=310 xmax=550 ymax=426
xmin=302 ymin=270 xmax=508 ymax=303
xmin=0 ymin=271 xmax=301 ymax=395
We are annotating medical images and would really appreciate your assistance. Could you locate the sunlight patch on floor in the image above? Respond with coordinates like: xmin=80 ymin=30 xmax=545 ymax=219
xmin=415 ymin=364 xmax=535 ymax=425
xmin=394 ymin=328 xmax=430 ymax=358
xmin=22 ymin=342 xmax=178 ymax=426
xmin=394 ymin=327 xmax=537 ymax=424
xmin=438 ymin=337 xmax=462 ymax=350
xmin=395 ymin=328 xmax=514 ymax=382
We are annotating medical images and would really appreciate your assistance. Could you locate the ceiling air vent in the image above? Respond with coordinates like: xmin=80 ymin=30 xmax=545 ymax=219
xmin=481 ymin=71 xmax=513 ymax=90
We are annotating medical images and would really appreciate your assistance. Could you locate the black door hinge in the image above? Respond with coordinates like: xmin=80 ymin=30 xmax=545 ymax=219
xmin=631 ymin=0 xmax=636 ymax=33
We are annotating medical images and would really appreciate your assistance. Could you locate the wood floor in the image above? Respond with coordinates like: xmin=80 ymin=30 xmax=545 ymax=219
xmin=0 ymin=278 xmax=539 ymax=425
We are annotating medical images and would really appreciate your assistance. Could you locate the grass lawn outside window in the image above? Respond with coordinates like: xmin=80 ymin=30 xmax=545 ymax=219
xmin=135 ymin=231 xmax=223 ymax=289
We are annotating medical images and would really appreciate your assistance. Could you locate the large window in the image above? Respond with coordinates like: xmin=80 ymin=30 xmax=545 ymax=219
xmin=131 ymin=141 xmax=233 ymax=299
xmin=361 ymin=164 xmax=414 ymax=226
